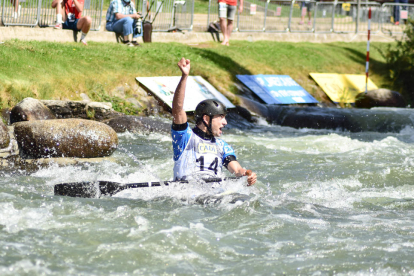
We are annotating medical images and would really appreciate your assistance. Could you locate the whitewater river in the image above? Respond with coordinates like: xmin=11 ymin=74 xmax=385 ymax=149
xmin=1 ymin=115 xmax=414 ymax=275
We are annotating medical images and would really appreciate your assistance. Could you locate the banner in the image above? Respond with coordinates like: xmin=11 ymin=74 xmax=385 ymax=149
xmin=236 ymin=75 xmax=319 ymax=104
xmin=136 ymin=76 xmax=235 ymax=112
xmin=309 ymin=73 xmax=378 ymax=103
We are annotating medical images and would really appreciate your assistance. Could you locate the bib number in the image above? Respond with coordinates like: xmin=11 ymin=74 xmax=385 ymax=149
xmin=196 ymin=156 xmax=218 ymax=175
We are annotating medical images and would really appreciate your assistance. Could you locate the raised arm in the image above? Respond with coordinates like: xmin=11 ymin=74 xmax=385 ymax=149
xmin=227 ymin=161 xmax=257 ymax=186
xmin=172 ymin=58 xmax=191 ymax=125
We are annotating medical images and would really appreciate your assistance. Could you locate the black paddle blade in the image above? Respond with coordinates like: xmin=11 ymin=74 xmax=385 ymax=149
xmin=54 ymin=182 xmax=101 ymax=198
xmin=54 ymin=181 xmax=123 ymax=198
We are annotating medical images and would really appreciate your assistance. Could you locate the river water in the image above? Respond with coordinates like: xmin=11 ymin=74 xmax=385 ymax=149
xmin=1 ymin=113 xmax=414 ymax=275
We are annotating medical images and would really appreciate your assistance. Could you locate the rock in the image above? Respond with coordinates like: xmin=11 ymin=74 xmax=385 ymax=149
xmin=14 ymin=119 xmax=118 ymax=158
xmin=355 ymin=89 xmax=407 ymax=108
xmin=1 ymin=108 xmax=11 ymax=125
xmin=80 ymin=93 xmax=91 ymax=102
xmin=41 ymin=100 xmax=120 ymax=121
xmin=237 ymin=96 xmax=270 ymax=118
xmin=10 ymin=97 xmax=56 ymax=124
xmin=105 ymin=115 xmax=170 ymax=134
xmin=0 ymin=120 xmax=10 ymax=149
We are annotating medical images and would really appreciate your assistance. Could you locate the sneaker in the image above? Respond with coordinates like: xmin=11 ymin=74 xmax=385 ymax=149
xmin=131 ymin=41 xmax=141 ymax=47
xmin=80 ymin=39 xmax=87 ymax=46
xmin=394 ymin=21 xmax=399 ymax=25
xmin=54 ymin=23 xmax=62 ymax=29
xmin=122 ymin=40 xmax=134 ymax=47
xmin=308 ymin=20 xmax=311 ymax=26
xmin=299 ymin=21 xmax=304 ymax=25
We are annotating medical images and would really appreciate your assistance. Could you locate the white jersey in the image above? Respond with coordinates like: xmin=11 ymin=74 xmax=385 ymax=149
xmin=171 ymin=124 xmax=236 ymax=180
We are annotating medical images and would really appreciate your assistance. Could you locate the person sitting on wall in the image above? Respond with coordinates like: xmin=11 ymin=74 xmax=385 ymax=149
xmin=52 ymin=0 xmax=92 ymax=45
xmin=106 ymin=0 xmax=142 ymax=47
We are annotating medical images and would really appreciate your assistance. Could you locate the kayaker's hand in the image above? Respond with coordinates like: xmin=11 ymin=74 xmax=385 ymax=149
xmin=244 ymin=169 xmax=257 ymax=186
xmin=177 ymin=57 xmax=190 ymax=76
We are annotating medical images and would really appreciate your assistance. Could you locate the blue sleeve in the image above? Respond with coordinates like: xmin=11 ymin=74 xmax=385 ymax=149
xmin=217 ymin=139 xmax=236 ymax=163
xmin=171 ymin=123 xmax=192 ymax=161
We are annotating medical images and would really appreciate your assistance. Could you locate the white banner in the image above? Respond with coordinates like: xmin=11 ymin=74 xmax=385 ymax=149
xmin=136 ymin=76 xmax=235 ymax=112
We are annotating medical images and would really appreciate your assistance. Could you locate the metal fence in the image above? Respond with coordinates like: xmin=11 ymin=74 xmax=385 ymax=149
xmin=332 ymin=2 xmax=380 ymax=33
xmin=237 ymin=0 xmax=267 ymax=31
xmin=313 ymin=1 xmax=334 ymax=33
xmin=1 ymin=0 xmax=413 ymax=34
xmin=2 ymin=0 xmax=41 ymax=27
xmin=381 ymin=3 xmax=414 ymax=34
xmin=207 ymin=0 xmax=413 ymax=34
xmin=265 ymin=0 xmax=290 ymax=32
xmin=139 ymin=0 xmax=194 ymax=31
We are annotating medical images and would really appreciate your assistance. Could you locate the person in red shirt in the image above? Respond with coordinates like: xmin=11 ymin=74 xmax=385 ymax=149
xmin=52 ymin=0 xmax=92 ymax=45
xmin=218 ymin=0 xmax=243 ymax=46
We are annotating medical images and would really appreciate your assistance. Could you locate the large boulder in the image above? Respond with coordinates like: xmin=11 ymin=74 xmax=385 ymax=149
xmin=14 ymin=119 xmax=118 ymax=158
xmin=0 ymin=120 xmax=10 ymax=149
xmin=355 ymin=89 xmax=406 ymax=108
xmin=105 ymin=115 xmax=171 ymax=134
xmin=10 ymin=98 xmax=56 ymax=124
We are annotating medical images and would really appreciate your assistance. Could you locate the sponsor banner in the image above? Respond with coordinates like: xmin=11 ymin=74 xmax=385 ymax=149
xmin=136 ymin=76 xmax=235 ymax=112
xmin=236 ymin=75 xmax=319 ymax=104
xmin=309 ymin=73 xmax=378 ymax=103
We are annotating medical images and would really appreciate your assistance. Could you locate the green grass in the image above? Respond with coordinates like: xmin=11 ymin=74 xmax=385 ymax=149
xmin=0 ymin=39 xmax=393 ymax=110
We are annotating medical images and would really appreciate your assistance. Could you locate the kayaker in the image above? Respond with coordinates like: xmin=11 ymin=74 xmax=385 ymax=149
xmin=171 ymin=57 xmax=257 ymax=186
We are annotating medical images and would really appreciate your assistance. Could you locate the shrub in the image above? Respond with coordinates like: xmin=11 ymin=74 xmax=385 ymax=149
xmin=381 ymin=19 xmax=414 ymax=106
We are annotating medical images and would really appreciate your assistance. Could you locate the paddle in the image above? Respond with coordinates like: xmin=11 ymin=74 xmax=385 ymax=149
xmin=54 ymin=177 xmax=241 ymax=198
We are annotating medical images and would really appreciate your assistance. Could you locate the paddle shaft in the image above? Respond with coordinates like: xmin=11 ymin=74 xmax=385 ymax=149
xmin=54 ymin=177 xmax=242 ymax=198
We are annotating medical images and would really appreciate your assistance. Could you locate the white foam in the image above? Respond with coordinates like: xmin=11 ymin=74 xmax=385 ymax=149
xmin=0 ymin=202 xmax=54 ymax=233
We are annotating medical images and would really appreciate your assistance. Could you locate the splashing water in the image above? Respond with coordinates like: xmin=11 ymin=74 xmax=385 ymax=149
xmin=1 ymin=122 xmax=414 ymax=275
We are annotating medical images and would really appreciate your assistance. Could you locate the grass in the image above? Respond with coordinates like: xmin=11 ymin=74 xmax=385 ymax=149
xmin=0 ymin=39 xmax=393 ymax=111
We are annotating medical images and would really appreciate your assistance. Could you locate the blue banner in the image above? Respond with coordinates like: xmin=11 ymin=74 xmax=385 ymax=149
xmin=236 ymin=75 xmax=319 ymax=104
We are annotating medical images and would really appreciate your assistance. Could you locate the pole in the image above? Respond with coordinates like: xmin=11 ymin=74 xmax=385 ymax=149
xmin=365 ymin=7 xmax=371 ymax=94
xmin=356 ymin=0 xmax=360 ymax=33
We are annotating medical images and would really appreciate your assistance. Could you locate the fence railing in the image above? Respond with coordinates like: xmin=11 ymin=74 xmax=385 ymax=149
xmin=1 ymin=0 xmax=412 ymax=35
xmin=139 ymin=0 xmax=194 ymax=31
xmin=208 ymin=1 xmax=412 ymax=35
xmin=1 ymin=0 xmax=41 ymax=27
xmin=380 ymin=3 xmax=414 ymax=34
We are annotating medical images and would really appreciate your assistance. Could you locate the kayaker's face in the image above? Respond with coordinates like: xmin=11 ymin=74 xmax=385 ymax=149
xmin=210 ymin=114 xmax=227 ymax=137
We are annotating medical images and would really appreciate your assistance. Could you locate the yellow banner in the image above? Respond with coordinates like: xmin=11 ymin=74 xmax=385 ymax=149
xmin=309 ymin=73 xmax=378 ymax=103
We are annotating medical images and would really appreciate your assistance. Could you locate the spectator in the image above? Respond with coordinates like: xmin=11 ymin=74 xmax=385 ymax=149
xmin=106 ymin=0 xmax=142 ymax=47
xmin=394 ymin=0 xmax=408 ymax=25
xmin=218 ymin=0 xmax=243 ymax=46
xmin=52 ymin=0 xmax=92 ymax=45
xmin=299 ymin=0 xmax=313 ymax=25
xmin=11 ymin=0 xmax=20 ymax=19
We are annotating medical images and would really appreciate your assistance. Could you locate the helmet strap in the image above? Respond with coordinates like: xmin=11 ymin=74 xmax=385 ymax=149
xmin=202 ymin=115 xmax=213 ymax=136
